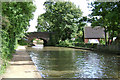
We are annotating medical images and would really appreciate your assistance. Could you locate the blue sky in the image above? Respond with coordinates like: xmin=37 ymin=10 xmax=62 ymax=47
xmin=27 ymin=0 xmax=93 ymax=32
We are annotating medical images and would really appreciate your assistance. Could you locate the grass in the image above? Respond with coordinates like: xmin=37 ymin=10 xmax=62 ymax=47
xmin=56 ymin=41 xmax=98 ymax=49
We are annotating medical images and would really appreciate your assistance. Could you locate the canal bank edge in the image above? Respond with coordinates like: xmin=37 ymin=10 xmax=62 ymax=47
xmin=97 ymin=44 xmax=120 ymax=55
xmin=63 ymin=45 xmax=120 ymax=55
xmin=1 ymin=46 xmax=41 ymax=78
xmin=54 ymin=45 xmax=120 ymax=55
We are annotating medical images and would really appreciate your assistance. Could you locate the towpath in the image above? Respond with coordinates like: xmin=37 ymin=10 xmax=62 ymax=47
xmin=1 ymin=46 xmax=41 ymax=78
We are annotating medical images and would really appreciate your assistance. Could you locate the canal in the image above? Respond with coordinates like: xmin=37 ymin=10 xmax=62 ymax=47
xmin=26 ymin=45 xmax=119 ymax=78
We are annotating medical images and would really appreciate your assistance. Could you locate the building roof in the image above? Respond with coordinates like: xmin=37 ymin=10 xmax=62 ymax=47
xmin=84 ymin=26 xmax=105 ymax=39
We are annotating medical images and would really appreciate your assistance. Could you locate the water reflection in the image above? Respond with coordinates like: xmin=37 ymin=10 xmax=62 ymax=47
xmin=0 ymin=57 xmax=2 ymax=70
xmin=32 ymin=44 xmax=43 ymax=49
xmin=27 ymin=47 xmax=118 ymax=78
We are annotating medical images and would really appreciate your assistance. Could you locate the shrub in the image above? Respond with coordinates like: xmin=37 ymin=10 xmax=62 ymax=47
xmin=99 ymin=39 xmax=105 ymax=45
xmin=18 ymin=38 xmax=28 ymax=46
xmin=56 ymin=39 xmax=73 ymax=47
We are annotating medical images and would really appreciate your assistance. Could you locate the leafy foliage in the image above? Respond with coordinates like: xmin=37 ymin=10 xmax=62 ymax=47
xmin=89 ymin=2 xmax=120 ymax=45
xmin=56 ymin=39 xmax=73 ymax=47
xmin=36 ymin=1 xmax=85 ymax=43
xmin=1 ymin=2 xmax=36 ymax=60
xmin=0 ymin=2 xmax=35 ymax=74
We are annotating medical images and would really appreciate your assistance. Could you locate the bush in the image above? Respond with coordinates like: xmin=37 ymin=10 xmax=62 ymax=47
xmin=56 ymin=39 xmax=98 ymax=48
xmin=18 ymin=38 xmax=28 ymax=46
xmin=1 ymin=30 xmax=12 ymax=60
xmin=0 ymin=59 xmax=8 ymax=75
xmin=56 ymin=39 xmax=73 ymax=47
xmin=0 ymin=30 xmax=12 ymax=75
xmin=99 ymin=39 xmax=105 ymax=45
xmin=74 ymin=42 xmax=85 ymax=47
xmin=75 ymin=42 xmax=97 ymax=48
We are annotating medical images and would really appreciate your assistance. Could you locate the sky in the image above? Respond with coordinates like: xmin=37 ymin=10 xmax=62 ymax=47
xmin=27 ymin=0 xmax=93 ymax=32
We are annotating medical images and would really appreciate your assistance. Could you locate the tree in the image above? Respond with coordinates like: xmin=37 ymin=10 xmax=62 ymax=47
xmin=36 ymin=1 xmax=84 ymax=43
xmin=89 ymin=2 xmax=120 ymax=45
xmin=1 ymin=2 xmax=36 ymax=58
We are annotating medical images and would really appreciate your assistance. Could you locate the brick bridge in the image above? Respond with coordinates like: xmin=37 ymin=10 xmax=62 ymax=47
xmin=26 ymin=32 xmax=55 ymax=46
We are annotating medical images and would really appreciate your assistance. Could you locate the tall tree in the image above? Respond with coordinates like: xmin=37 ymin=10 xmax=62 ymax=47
xmin=89 ymin=2 xmax=120 ymax=45
xmin=1 ymin=2 xmax=36 ymax=57
xmin=36 ymin=1 xmax=83 ymax=43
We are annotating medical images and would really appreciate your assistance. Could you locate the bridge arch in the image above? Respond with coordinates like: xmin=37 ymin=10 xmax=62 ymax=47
xmin=35 ymin=37 xmax=48 ymax=46
xmin=26 ymin=32 xmax=55 ymax=46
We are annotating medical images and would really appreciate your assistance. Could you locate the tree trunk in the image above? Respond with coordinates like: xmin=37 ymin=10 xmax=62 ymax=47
xmin=104 ymin=28 xmax=107 ymax=46
xmin=108 ymin=31 xmax=110 ymax=45
xmin=111 ymin=31 xmax=114 ymax=44
xmin=82 ymin=28 xmax=84 ymax=42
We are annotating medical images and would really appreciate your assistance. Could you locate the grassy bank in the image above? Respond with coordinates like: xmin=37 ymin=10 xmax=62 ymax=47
xmin=56 ymin=40 xmax=97 ymax=50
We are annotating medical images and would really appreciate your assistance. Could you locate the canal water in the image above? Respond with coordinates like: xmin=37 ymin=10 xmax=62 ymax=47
xmin=27 ymin=45 xmax=119 ymax=78
xmin=0 ymin=59 xmax=1 ymax=71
